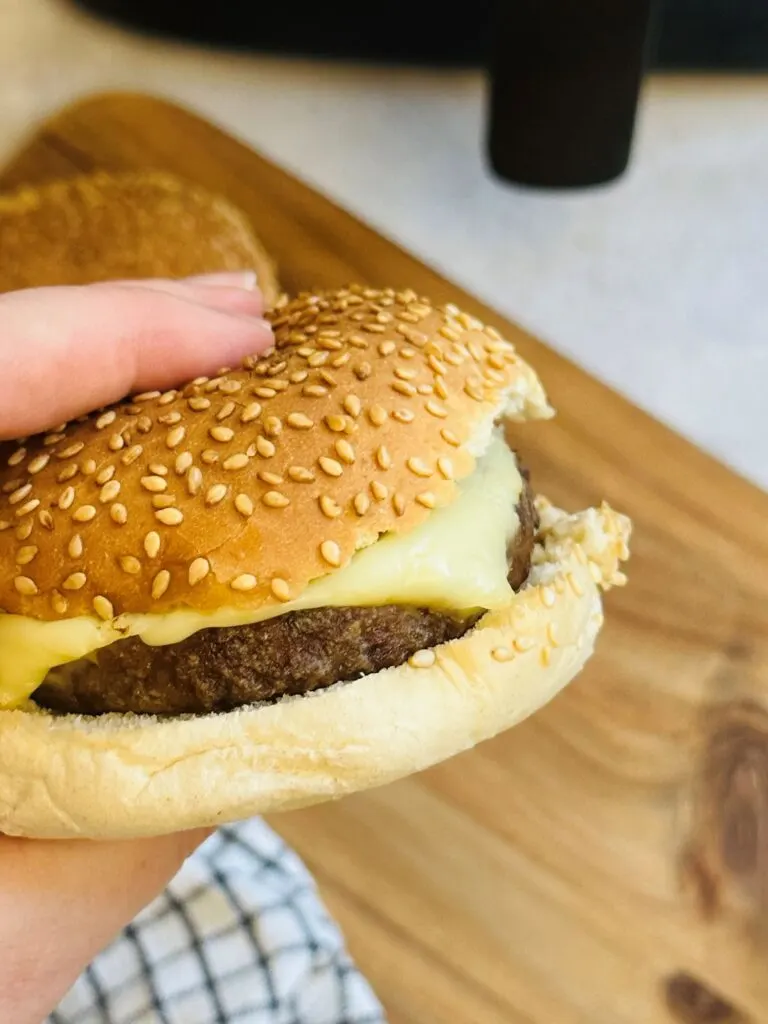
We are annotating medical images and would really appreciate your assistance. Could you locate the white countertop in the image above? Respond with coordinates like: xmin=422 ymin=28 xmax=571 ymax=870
xmin=4 ymin=0 xmax=768 ymax=489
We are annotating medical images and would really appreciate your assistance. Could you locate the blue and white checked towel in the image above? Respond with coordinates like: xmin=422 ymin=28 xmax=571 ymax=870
xmin=50 ymin=820 xmax=386 ymax=1024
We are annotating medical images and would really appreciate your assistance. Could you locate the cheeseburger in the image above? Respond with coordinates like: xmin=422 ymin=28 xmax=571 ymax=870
xmin=0 ymin=286 xmax=630 ymax=839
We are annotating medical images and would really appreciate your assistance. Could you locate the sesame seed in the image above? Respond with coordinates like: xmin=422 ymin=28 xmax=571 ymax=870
xmin=319 ymin=456 xmax=344 ymax=478
xmin=392 ymin=380 xmax=417 ymax=397
xmin=393 ymin=493 xmax=407 ymax=516
xmin=363 ymin=322 xmax=386 ymax=334
xmin=409 ymin=649 xmax=436 ymax=669
xmin=188 ymin=396 xmax=211 ymax=411
xmin=440 ymin=427 xmax=461 ymax=447
xmin=437 ymin=457 xmax=454 ymax=480
xmin=96 ymin=465 xmax=116 ymax=485
xmin=439 ymin=325 xmax=461 ymax=342
xmin=255 ymin=387 xmax=276 ymax=399
xmin=343 ymin=395 xmax=362 ymax=417
xmin=136 ymin=417 xmax=153 ymax=434
xmin=513 ymin=636 xmax=535 ymax=653
xmin=566 ymin=572 xmax=584 ymax=597
xmin=93 ymin=595 xmax=114 ymax=621
xmin=210 ymin=425 xmax=234 ymax=443
xmin=220 ymin=379 xmax=242 ymax=394
xmin=62 ymin=572 xmax=87 ymax=591
xmin=7 ymin=447 xmax=26 ymax=467
xmin=395 ymin=366 xmax=417 ymax=380
xmin=289 ymin=370 xmax=309 ymax=384
xmin=334 ymin=439 xmax=355 ymax=464
xmin=14 ymin=575 xmax=38 ymax=596
xmin=27 ymin=454 xmax=50 ymax=475
xmin=416 ymin=492 xmax=437 ymax=509
xmin=353 ymin=492 xmax=370 ymax=515
xmin=426 ymin=400 xmax=448 ymax=418
xmin=100 ymin=480 xmax=121 ymax=503
xmin=187 ymin=467 xmax=203 ymax=495
xmin=188 ymin=557 xmax=210 ymax=586
xmin=464 ymin=382 xmax=485 ymax=402
xmin=239 ymin=402 xmax=262 ymax=425
xmin=15 ymin=520 xmax=33 ymax=539
xmin=73 ymin=504 xmax=97 ymax=523
xmin=119 ymin=555 xmax=141 ymax=574
xmin=547 ymin=623 xmax=559 ymax=647
xmin=393 ymin=409 xmax=415 ymax=424
xmin=354 ymin=362 xmax=372 ymax=380
xmin=43 ymin=432 xmax=65 ymax=447
xmin=271 ymin=577 xmax=291 ymax=602
xmin=235 ymin=493 xmax=254 ymax=517
xmin=144 ymin=531 xmax=161 ymax=558
xmin=108 ymin=433 xmax=125 ymax=451
xmin=263 ymin=490 xmax=290 ymax=508
xmin=141 ymin=475 xmax=168 ymax=496
xmin=434 ymin=377 xmax=449 ymax=400
xmin=255 ymin=437 xmax=276 ymax=458
xmin=368 ymin=405 xmax=387 ymax=427
xmin=8 ymin=483 xmax=32 ymax=505
xmin=223 ymin=453 xmax=250 ymax=471
xmin=258 ymin=471 xmax=284 ymax=486
xmin=491 ymin=646 xmax=515 ymax=662
xmin=319 ymin=495 xmax=342 ymax=519
xmin=205 ymin=484 xmax=228 ymax=506
xmin=417 ymin=383 xmax=433 ymax=396
xmin=155 ymin=507 xmax=184 ymax=526
xmin=308 ymin=351 xmax=329 ymax=367
xmin=122 ymin=444 xmax=144 ymax=465
xmin=375 ymin=446 xmax=392 ymax=471
xmin=264 ymin=416 xmax=283 ymax=437
xmin=539 ymin=646 xmax=551 ymax=667
xmin=58 ymin=487 xmax=75 ymax=511
xmin=287 ymin=412 xmax=314 ymax=430
xmin=158 ymin=389 xmax=178 ymax=405
xmin=407 ymin=457 xmax=432 ymax=478
xmin=175 ymin=452 xmax=193 ymax=474
xmin=303 ymin=385 xmax=328 ymax=398
xmin=320 ymin=540 xmax=342 ymax=567
xmin=589 ymin=561 xmax=603 ymax=584
xmin=151 ymin=570 xmax=171 ymax=600
xmin=166 ymin=426 xmax=186 ymax=449
xmin=201 ymin=449 xmax=219 ymax=465
xmin=38 ymin=510 xmax=54 ymax=531
xmin=217 ymin=401 xmax=236 ymax=422
xmin=15 ymin=545 xmax=38 ymax=566
xmin=371 ymin=481 xmax=388 ymax=501
xmin=379 ymin=340 xmax=396 ymax=356
xmin=231 ymin=573 xmax=258 ymax=592
xmin=52 ymin=592 xmax=68 ymax=615
xmin=288 ymin=466 xmax=315 ymax=483
xmin=540 ymin=586 xmax=556 ymax=608
xmin=0 ymin=520 xmax=10 ymax=531
xmin=428 ymin=355 xmax=447 ymax=375
xmin=15 ymin=499 xmax=40 ymax=518
xmin=325 ymin=414 xmax=347 ymax=433
xmin=96 ymin=410 xmax=117 ymax=430
xmin=110 ymin=503 xmax=128 ymax=525
xmin=57 ymin=465 xmax=79 ymax=482
xmin=444 ymin=351 xmax=462 ymax=367
xmin=81 ymin=459 xmax=97 ymax=475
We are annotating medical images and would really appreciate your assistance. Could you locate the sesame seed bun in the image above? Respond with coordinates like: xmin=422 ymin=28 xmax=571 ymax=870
xmin=0 ymin=287 xmax=553 ymax=621
xmin=0 ymin=286 xmax=631 ymax=839
xmin=0 ymin=170 xmax=281 ymax=307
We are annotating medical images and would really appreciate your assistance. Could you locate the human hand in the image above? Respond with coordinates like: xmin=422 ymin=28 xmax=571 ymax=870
xmin=0 ymin=271 xmax=274 ymax=1024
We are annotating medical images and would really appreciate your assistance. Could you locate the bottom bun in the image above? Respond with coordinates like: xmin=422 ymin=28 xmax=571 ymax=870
xmin=0 ymin=497 xmax=630 ymax=839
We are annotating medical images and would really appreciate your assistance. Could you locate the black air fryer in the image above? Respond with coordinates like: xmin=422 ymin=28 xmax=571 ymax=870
xmin=73 ymin=0 xmax=768 ymax=189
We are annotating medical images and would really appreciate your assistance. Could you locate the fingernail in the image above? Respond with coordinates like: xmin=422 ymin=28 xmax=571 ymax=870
xmin=184 ymin=270 xmax=258 ymax=290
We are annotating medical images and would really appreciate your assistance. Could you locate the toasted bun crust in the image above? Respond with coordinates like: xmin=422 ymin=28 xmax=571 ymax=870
xmin=0 ymin=287 xmax=552 ymax=621
xmin=0 ymin=170 xmax=280 ymax=306
xmin=0 ymin=499 xmax=630 ymax=839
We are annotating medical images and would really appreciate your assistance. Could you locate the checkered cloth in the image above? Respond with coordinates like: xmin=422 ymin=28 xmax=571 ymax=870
xmin=49 ymin=819 xmax=386 ymax=1024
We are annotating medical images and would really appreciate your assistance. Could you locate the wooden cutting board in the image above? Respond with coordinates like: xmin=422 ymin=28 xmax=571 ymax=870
xmin=3 ymin=93 xmax=767 ymax=1024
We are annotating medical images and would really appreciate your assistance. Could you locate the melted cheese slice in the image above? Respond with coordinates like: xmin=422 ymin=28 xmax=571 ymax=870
xmin=0 ymin=436 xmax=523 ymax=708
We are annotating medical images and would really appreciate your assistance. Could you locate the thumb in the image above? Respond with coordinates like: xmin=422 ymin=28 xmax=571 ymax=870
xmin=0 ymin=278 xmax=275 ymax=440
xmin=0 ymin=829 xmax=212 ymax=1023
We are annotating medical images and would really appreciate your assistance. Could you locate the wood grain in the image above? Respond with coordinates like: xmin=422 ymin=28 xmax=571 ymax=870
xmin=3 ymin=92 xmax=767 ymax=1024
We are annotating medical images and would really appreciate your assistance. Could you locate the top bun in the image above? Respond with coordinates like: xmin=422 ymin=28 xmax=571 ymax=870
xmin=0 ymin=286 xmax=552 ymax=622
xmin=0 ymin=170 xmax=281 ymax=307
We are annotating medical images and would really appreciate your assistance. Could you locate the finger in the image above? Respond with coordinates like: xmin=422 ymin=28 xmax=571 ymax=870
xmin=114 ymin=274 xmax=265 ymax=317
xmin=0 ymin=283 xmax=275 ymax=439
xmin=0 ymin=829 xmax=211 ymax=1022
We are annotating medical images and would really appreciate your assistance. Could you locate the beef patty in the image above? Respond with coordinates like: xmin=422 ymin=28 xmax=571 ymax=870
xmin=33 ymin=469 xmax=537 ymax=717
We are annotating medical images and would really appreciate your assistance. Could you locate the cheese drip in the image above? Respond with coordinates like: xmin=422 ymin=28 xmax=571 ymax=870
xmin=0 ymin=437 xmax=523 ymax=708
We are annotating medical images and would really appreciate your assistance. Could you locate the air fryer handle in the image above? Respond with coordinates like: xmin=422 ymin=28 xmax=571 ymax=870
xmin=487 ymin=0 xmax=657 ymax=188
